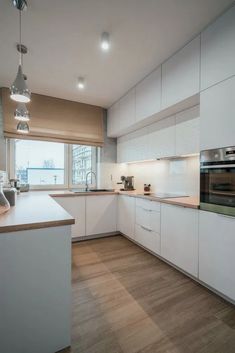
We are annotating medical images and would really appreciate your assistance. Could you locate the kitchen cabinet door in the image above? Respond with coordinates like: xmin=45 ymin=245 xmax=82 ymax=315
xmin=148 ymin=115 xmax=175 ymax=159
xmin=107 ymin=101 xmax=120 ymax=137
xmin=135 ymin=224 xmax=161 ymax=255
xmin=118 ymin=195 xmax=135 ymax=239
xmin=199 ymin=210 xmax=235 ymax=301
xmin=175 ymin=105 xmax=200 ymax=156
xmin=86 ymin=195 xmax=117 ymax=235
xmin=200 ymin=75 xmax=235 ymax=150
xmin=162 ymin=36 xmax=200 ymax=109
xmin=161 ymin=204 xmax=199 ymax=277
xmin=135 ymin=67 xmax=161 ymax=123
xmin=119 ymin=88 xmax=135 ymax=134
xmin=201 ymin=6 xmax=235 ymax=90
xmin=54 ymin=197 xmax=86 ymax=238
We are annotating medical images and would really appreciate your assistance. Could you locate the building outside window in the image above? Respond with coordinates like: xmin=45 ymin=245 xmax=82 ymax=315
xmin=9 ymin=139 xmax=97 ymax=189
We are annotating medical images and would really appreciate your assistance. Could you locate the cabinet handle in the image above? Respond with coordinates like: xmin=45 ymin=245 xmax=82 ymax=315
xmin=141 ymin=225 xmax=152 ymax=232
xmin=143 ymin=208 xmax=152 ymax=212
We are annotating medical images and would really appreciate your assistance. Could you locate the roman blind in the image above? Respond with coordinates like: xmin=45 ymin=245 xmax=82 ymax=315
xmin=1 ymin=87 xmax=104 ymax=146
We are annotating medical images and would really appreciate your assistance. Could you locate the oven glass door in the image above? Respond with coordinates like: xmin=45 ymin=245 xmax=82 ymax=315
xmin=200 ymin=165 xmax=235 ymax=216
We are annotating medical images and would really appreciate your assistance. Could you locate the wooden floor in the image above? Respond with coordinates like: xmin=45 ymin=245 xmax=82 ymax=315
xmin=62 ymin=235 xmax=235 ymax=353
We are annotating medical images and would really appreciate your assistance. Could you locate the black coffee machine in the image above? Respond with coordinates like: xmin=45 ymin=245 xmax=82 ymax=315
xmin=117 ymin=176 xmax=135 ymax=191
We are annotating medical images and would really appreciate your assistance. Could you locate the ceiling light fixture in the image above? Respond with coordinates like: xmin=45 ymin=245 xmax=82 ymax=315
xmin=100 ymin=32 xmax=110 ymax=51
xmin=10 ymin=0 xmax=31 ymax=103
xmin=14 ymin=102 xmax=30 ymax=121
xmin=17 ymin=121 xmax=29 ymax=133
xmin=77 ymin=77 xmax=85 ymax=90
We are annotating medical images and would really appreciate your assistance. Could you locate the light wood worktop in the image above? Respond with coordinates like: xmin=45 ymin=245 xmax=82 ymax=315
xmin=0 ymin=191 xmax=75 ymax=233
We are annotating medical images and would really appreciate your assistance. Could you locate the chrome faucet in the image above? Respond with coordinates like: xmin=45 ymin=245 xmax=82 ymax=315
xmin=85 ymin=171 xmax=97 ymax=191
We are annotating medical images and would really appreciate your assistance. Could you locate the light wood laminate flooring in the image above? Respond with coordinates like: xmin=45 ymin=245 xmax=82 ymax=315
xmin=61 ymin=235 xmax=235 ymax=353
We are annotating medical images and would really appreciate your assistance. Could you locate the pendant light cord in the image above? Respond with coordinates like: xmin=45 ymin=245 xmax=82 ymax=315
xmin=19 ymin=9 xmax=22 ymax=66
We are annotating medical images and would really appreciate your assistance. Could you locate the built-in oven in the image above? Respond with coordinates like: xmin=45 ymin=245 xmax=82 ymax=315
xmin=200 ymin=146 xmax=235 ymax=217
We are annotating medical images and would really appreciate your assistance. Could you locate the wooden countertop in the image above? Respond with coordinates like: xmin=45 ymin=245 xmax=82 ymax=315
xmin=0 ymin=192 xmax=75 ymax=233
xmin=119 ymin=191 xmax=199 ymax=209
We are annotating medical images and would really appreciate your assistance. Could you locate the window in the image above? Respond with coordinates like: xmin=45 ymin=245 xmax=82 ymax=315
xmin=9 ymin=139 xmax=97 ymax=189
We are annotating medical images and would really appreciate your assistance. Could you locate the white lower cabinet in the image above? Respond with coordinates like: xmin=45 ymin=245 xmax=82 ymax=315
xmin=86 ymin=195 xmax=117 ymax=235
xmin=161 ymin=204 xmax=199 ymax=277
xmin=54 ymin=196 xmax=86 ymax=238
xmin=118 ymin=195 xmax=135 ymax=239
xmin=135 ymin=198 xmax=161 ymax=254
xmin=199 ymin=210 xmax=235 ymax=301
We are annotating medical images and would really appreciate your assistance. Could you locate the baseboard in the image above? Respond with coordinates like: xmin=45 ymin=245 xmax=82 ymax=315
xmin=72 ymin=231 xmax=120 ymax=242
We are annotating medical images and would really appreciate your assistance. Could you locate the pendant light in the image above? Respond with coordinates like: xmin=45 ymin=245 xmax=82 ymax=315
xmin=10 ymin=0 xmax=31 ymax=103
xmin=14 ymin=102 xmax=30 ymax=121
xmin=17 ymin=121 xmax=29 ymax=134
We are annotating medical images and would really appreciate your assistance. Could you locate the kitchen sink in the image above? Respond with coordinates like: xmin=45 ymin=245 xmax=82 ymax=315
xmin=70 ymin=189 xmax=114 ymax=193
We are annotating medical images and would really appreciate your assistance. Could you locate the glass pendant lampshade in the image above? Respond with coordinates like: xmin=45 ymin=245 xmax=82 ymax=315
xmin=10 ymin=64 xmax=31 ymax=103
xmin=17 ymin=121 xmax=29 ymax=133
xmin=14 ymin=102 xmax=30 ymax=121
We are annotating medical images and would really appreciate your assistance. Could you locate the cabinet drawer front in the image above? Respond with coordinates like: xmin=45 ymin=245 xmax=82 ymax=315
xmin=135 ymin=224 xmax=160 ymax=255
xmin=136 ymin=206 xmax=160 ymax=234
xmin=136 ymin=198 xmax=160 ymax=212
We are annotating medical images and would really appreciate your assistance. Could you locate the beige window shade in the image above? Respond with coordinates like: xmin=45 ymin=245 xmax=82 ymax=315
xmin=1 ymin=87 xmax=104 ymax=146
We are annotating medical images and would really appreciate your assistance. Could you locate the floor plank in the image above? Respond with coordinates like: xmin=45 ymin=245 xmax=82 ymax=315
xmin=62 ymin=235 xmax=235 ymax=353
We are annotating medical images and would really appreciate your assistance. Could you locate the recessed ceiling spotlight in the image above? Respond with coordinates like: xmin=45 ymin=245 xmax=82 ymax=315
xmin=77 ymin=77 xmax=85 ymax=90
xmin=100 ymin=32 xmax=110 ymax=51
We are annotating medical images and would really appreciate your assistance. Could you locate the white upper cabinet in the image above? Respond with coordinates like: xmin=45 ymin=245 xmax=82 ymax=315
xmin=119 ymin=88 xmax=135 ymax=134
xmin=107 ymin=101 xmax=120 ymax=137
xmin=200 ymin=75 xmax=235 ymax=151
xmin=148 ymin=115 xmax=175 ymax=159
xmin=175 ymin=105 xmax=200 ymax=156
xmin=199 ymin=210 xmax=235 ymax=301
xmin=201 ymin=5 xmax=235 ymax=90
xmin=135 ymin=67 xmax=161 ymax=123
xmin=162 ymin=36 xmax=200 ymax=109
xmin=161 ymin=204 xmax=199 ymax=277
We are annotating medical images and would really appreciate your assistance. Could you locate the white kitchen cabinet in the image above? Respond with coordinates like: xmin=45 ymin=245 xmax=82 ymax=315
xmin=107 ymin=101 xmax=120 ymax=137
xmin=148 ymin=115 xmax=175 ymax=159
xmin=118 ymin=195 xmax=135 ymax=239
xmin=162 ymin=36 xmax=200 ymax=109
xmin=199 ymin=210 xmax=235 ymax=301
xmin=119 ymin=88 xmax=135 ymax=134
xmin=54 ymin=197 xmax=86 ymax=238
xmin=161 ymin=204 xmax=199 ymax=277
xmin=86 ymin=195 xmax=117 ymax=235
xmin=200 ymin=75 xmax=235 ymax=150
xmin=135 ymin=67 xmax=161 ymax=123
xmin=175 ymin=105 xmax=200 ymax=156
xmin=135 ymin=198 xmax=161 ymax=254
xmin=201 ymin=5 xmax=235 ymax=90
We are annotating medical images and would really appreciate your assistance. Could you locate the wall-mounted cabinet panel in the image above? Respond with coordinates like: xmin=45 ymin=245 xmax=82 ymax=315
xmin=175 ymin=105 xmax=200 ymax=156
xmin=118 ymin=195 xmax=135 ymax=239
xmin=201 ymin=6 xmax=235 ymax=90
xmin=148 ymin=116 xmax=175 ymax=159
xmin=119 ymin=88 xmax=135 ymax=133
xmin=107 ymin=101 xmax=120 ymax=137
xmin=162 ymin=36 xmax=200 ymax=109
xmin=200 ymin=76 xmax=235 ymax=150
xmin=161 ymin=204 xmax=199 ymax=277
xmin=54 ymin=197 xmax=86 ymax=238
xmin=135 ymin=67 xmax=161 ymax=123
xmin=86 ymin=195 xmax=117 ymax=235
xmin=199 ymin=210 xmax=235 ymax=301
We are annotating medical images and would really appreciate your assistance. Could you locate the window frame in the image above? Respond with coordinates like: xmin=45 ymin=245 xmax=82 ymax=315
xmin=8 ymin=139 xmax=97 ymax=190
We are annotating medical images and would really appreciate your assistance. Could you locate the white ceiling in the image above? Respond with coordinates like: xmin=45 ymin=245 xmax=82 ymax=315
xmin=0 ymin=0 xmax=234 ymax=108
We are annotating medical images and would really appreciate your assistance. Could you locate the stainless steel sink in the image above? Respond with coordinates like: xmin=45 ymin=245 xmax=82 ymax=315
xmin=70 ymin=189 xmax=114 ymax=193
